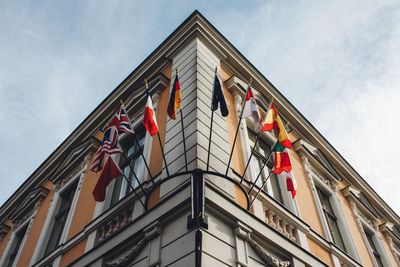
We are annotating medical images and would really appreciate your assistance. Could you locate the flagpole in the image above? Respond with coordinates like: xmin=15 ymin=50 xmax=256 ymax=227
xmin=240 ymin=132 xmax=260 ymax=183
xmin=157 ymin=132 xmax=170 ymax=176
xmin=241 ymin=98 xmax=273 ymax=183
xmin=247 ymin=141 xmax=277 ymax=196
xmin=207 ymin=67 xmax=218 ymax=171
xmin=120 ymin=100 xmax=155 ymax=185
xmin=225 ymin=78 xmax=252 ymax=176
xmin=249 ymin=171 xmax=273 ymax=208
xmin=119 ymin=167 xmax=146 ymax=209
xmin=177 ymin=68 xmax=188 ymax=172
xmin=119 ymin=151 xmax=148 ymax=197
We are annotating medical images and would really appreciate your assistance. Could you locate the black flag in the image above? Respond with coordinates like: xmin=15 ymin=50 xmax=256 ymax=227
xmin=211 ymin=74 xmax=229 ymax=117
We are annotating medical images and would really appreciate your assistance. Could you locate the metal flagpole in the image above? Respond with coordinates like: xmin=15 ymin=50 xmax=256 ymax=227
xmin=157 ymin=132 xmax=170 ymax=177
xmin=120 ymin=100 xmax=155 ymax=185
xmin=240 ymin=132 xmax=260 ymax=184
xmin=225 ymin=78 xmax=252 ymax=175
xmin=120 ymin=170 xmax=146 ymax=209
xmin=177 ymin=68 xmax=188 ymax=172
xmin=247 ymin=141 xmax=277 ymax=196
xmin=249 ymin=171 xmax=273 ymax=208
xmin=119 ymin=150 xmax=147 ymax=197
xmin=207 ymin=67 xmax=218 ymax=171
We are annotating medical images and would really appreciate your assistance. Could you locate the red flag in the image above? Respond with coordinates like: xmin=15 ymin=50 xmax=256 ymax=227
xmin=143 ymin=90 xmax=159 ymax=136
xmin=93 ymin=156 xmax=122 ymax=202
xmin=285 ymin=171 xmax=297 ymax=198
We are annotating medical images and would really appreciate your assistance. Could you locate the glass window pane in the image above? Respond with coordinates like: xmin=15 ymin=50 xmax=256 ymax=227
xmin=45 ymin=181 xmax=77 ymax=256
xmin=112 ymin=125 xmax=146 ymax=204
xmin=6 ymin=225 xmax=27 ymax=267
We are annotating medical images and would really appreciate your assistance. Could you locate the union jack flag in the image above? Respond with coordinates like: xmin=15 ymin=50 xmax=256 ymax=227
xmin=90 ymin=104 xmax=134 ymax=172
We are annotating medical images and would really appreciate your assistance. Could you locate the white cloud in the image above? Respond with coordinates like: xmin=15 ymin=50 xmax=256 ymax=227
xmin=0 ymin=0 xmax=399 ymax=218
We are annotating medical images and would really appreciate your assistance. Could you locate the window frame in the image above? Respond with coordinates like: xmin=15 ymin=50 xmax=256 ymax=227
xmin=31 ymin=171 xmax=83 ymax=264
xmin=43 ymin=179 xmax=78 ymax=256
xmin=358 ymin=215 xmax=391 ymax=267
xmin=0 ymin=221 xmax=29 ymax=267
xmin=110 ymin=124 xmax=147 ymax=206
xmin=247 ymin=128 xmax=283 ymax=204
xmin=315 ymin=185 xmax=346 ymax=251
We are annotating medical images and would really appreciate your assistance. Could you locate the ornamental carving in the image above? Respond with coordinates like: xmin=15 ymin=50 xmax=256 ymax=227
xmin=0 ymin=224 xmax=11 ymax=243
xmin=55 ymin=159 xmax=87 ymax=192
xmin=235 ymin=226 xmax=291 ymax=267
xmin=104 ymin=225 xmax=161 ymax=267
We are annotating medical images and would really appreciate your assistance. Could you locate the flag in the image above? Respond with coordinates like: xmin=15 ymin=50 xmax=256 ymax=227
xmin=108 ymin=104 xmax=135 ymax=135
xmin=90 ymin=126 xmax=121 ymax=172
xmin=272 ymin=142 xmax=292 ymax=174
xmin=285 ymin=171 xmax=297 ymax=198
xmin=262 ymin=103 xmax=292 ymax=149
xmin=93 ymin=156 xmax=122 ymax=202
xmin=211 ymin=73 xmax=228 ymax=117
xmin=143 ymin=88 xmax=159 ymax=136
xmin=90 ymin=103 xmax=134 ymax=172
xmin=167 ymin=74 xmax=182 ymax=120
xmin=242 ymin=87 xmax=263 ymax=131
xmin=118 ymin=104 xmax=135 ymax=134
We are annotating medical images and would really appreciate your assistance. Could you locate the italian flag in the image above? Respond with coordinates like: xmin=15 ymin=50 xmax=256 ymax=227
xmin=272 ymin=142 xmax=292 ymax=174
xmin=262 ymin=103 xmax=292 ymax=149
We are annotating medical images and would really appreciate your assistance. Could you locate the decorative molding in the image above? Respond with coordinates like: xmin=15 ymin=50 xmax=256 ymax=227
xmin=342 ymin=186 xmax=379 ymax=229
xmin=235 ymin=225 xmax=291 ymax=267
xmin=105 ymin=224 xmax=161 ymax=267
xmin=380 ymin=222 xmax=400 ymax=265
xmin=10 ymin=186 xmax=49 ymax=230
xmin=293 ymin=140 xmax=340 ymax=187
xmin=0 ymin=223 xmax=10 ymax=243
xmin=54 ymin=159 xmax=86 ymax=192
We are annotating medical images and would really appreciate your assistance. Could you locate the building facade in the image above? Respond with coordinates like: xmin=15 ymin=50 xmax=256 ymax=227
xmin=0 ymin=11 xmax=400 ymax=267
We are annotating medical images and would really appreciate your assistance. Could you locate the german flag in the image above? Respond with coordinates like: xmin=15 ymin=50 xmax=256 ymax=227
xmin=167 ymin=74 xmax=182 ymax=120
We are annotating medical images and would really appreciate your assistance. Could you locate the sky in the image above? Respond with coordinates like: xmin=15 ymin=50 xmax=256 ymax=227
xmin=1 ymin=0 xmax=399 ymax=216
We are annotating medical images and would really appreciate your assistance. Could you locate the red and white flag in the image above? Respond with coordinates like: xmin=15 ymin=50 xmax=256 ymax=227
xmin=242 ymin=87 xmax=263 ymax=131
xmin=143 ymin=89 xmax=159 ymax=136
xmin=284 ymin=170 xmax=297 ymax=199
xmin=90 ymin=125 xmax=121 ymax=172
xmin=92 ymin=155 xmax=122 ymax=202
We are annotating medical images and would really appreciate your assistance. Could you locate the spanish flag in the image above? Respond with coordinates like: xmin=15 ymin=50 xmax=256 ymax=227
xmin=262 ymin=103 xmax=292 ymax=149
xmin=167 ymin=74 xmax=182 ymax=120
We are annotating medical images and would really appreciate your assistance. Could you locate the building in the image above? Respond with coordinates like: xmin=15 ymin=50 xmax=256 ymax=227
xmin=0 ymin=10 xmax=400 ymax=267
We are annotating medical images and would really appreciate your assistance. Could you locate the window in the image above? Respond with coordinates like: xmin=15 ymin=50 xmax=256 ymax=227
xmin=4 ymin=224 xmax=27 ymax=267
xmin=111 ymin=125 xmax=146 ymax=205
xmin=316 ymin=187 xmax=346 ymax=251
xmin=365 ymin=231 xmax=384 ymax=267
xmin=248 ymin=129 xmax=283 ymax=204
xmin=44 ymin=180 xmax=78 ymax=256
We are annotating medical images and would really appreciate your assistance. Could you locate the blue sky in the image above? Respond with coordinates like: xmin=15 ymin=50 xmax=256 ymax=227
xmin=1 ymin=0 xmax=399 ymax=215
